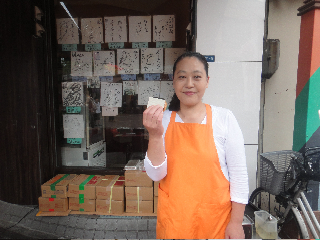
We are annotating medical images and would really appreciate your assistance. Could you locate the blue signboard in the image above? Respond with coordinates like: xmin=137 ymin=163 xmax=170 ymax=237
xmin=203 ymin=55 xmax=215 ymax=62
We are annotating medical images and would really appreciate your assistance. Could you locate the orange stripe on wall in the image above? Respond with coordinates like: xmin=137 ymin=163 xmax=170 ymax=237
xmin=296 ymin=9 xmax=320 ymax=97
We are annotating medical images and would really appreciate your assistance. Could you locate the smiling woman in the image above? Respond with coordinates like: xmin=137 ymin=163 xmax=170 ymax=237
xmin=143 ymin=52 xmax=249 ymax=239
xmin=172 ymin=52 xmax=209 ymax=123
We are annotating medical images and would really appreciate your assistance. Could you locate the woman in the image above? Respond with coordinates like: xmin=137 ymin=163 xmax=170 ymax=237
xmin=143 ymin=52 xmax=248 ymax=239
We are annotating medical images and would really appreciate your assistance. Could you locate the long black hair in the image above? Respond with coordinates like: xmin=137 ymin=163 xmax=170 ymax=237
xmin=168 ymin=52 xmax=209 ymax=111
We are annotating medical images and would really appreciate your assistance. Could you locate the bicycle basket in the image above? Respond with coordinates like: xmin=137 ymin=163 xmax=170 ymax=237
xmin=260 ymin=150 xmax=303 ymax=195
xmin=304 ymin=147 xmax=320 ymax=181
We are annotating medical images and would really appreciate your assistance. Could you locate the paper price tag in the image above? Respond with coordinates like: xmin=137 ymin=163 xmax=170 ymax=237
xmin=85 ymin=44 xmax=101 ymax=51
xmin=66 ymin=106 xmax=81 ymax=113
xmin=72 ymin=76 xmax=87 ymax=82
xmin=100 ymin=76 xmax=113 ymax=82
xmin=132 ymin=42 xmax=148 ymax=48
xmin=144 ymin=73 xmax=161 ymax=81
xmin=156 ymin=41 xmax=172 ymax=48
xmin=121 ymin=74 xmax=137 ymax=81
xmin=108 ymin=42 xmax=124 ymax=49
xmin=62 ymin=44 xmax=77 ymax=51
xmin=67 ymin=138 xmax=82 ymax=144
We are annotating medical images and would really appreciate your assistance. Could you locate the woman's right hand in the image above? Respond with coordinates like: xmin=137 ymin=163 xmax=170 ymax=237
xmin=143 ymin=105 xmax=164 ymax=138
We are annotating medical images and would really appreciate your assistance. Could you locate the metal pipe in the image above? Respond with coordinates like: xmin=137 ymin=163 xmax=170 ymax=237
xmin=301 ymin=192 xmax=320 ymax=233
xmin=297 ymin=197 xmax=319 ymax=238
xmin=291 ymin=206 xmax=309 ymax=239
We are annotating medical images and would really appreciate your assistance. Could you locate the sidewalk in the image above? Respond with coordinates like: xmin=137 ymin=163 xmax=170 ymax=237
xmin=0 ymin=200 xmax=157 ymax=239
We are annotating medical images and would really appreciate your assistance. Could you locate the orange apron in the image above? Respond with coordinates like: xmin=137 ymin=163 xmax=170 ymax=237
xmin=156 ymin=104 xmax=232 ymax=239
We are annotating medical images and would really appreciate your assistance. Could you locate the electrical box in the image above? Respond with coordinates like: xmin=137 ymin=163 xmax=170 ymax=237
xmin=262 ymin=39 xmax=280 ymax=79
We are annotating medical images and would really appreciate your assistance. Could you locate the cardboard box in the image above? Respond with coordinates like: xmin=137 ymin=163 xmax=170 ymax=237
xmin=154 ymin=181 xmax=159 ymax=196
xmin=69 ymin=197 xmax=95 ymax=212
xmin=96 ymin=175 xmax=125 ymax=200
xmin=126 ymin=200 xmax=153 ymax=213
xmin=96 ymin=199 xmax=124 ymax=214
xmin=38 ymin=197 xmax=69 ymax=212
xmin=68 ymin=174 xmax=104 ymax=199
xmin=125 ymin=170 xmax=152 ymax=187
xmin=154 ymin=196 xmax=158 ymax=213
xmin=125 ymin=187 xmax=153 ymax=201
xmin=41 ymin=174 xmax=77 ymax=198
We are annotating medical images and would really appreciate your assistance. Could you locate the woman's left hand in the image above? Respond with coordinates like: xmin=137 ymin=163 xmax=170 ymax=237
xmin=225 ymin=221 xmax=245 ymax=239
xmin=225 ymin=222 xmax=245 ymax=239
xmin=225 ymin=202 xmax=245 ymax=239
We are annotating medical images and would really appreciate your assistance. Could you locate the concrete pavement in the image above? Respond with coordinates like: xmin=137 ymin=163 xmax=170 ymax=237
xmin=0 ymin=200 xmax=157 ymax=239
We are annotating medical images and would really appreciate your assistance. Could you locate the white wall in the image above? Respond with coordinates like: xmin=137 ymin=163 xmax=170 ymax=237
xmin=263 ymin=0 xmax=302 ymax=152
xmin=197 ymin=0 xmax=265 ymax=194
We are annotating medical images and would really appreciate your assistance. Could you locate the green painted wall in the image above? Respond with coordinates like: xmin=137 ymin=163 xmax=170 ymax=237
xmin=293 ymin=67 xmax=320 ymax=151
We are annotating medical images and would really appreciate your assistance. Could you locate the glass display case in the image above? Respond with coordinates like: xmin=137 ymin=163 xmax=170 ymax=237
xmin=54 ymin=0 xmax=192 ymax=171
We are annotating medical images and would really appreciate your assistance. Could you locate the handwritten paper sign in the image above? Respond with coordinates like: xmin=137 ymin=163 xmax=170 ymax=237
xmin=117 ymin=49 xmax=139 ymax=74
xmin=93 ymin=51 xmax=115 ymax=76
xmin=100 ymin=82 xmax=122 ymax=107
xmin=164 ymin=48 xmax=186 ymax=74
xmin=129 ymin=16 xmax=151 ymax=42
xmin=153 ymin=15 xmax=175 ymax=42
xmin=138 ymin=81 xmax=160 ymax=105
xmin=71 ymin=51 xmax=92 ymax=76
xmin=141 ymin=48 xmax=163 ymax=74
xmin=62 ymin=82 xmax=84 ymax=106
xmin=102 ymin=107 xmax=118 ymax=116
xmin=104 ymin=16 xmax=127 ymax=42
xmin=81 ymin=18 xmax=104 ymax=44
xmin=63 ymin=114 xmax=84 ymax=138
xmin=160 ymin=81 xmax=175 ymax=104
xmin=56 ymin=18 xmax=79 ymax=44
xmin=123 ymin=81 xmax=138 ymax=95
xmin=87 ymin=76 xmax=100 ymax=88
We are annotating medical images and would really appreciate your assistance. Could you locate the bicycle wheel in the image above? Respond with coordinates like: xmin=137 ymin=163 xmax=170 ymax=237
xmin=249 ymin=188 xmax=304 ymax=239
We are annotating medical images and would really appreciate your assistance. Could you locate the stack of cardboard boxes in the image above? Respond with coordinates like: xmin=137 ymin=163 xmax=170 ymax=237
xmin=125 ymin=170 xmax=153 ymax=213
xmin=39 ymin=172 xmax=157 ymax=216
xmin=96 ymin=175 xmax=125 ymax=214
xmin=68 ymin=174 xmax=104 ymax=212
xmin=39 ymin=174 xmax=77 ymax=212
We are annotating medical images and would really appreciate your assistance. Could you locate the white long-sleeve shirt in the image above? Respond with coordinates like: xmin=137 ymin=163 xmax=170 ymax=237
xmin=144 ymin=105 xmax=249 ymax=204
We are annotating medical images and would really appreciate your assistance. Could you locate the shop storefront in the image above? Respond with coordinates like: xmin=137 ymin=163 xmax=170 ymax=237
xmin=2 ymin=0 xmax=265 ymax=205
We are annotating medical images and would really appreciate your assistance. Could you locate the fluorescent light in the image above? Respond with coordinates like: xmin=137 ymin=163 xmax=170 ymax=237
xmin=60 ymin=2 xmax=80 ymax=30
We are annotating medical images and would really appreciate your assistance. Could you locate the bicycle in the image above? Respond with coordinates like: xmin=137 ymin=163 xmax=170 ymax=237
xmin=248 ymin=147 xmax=320 ymax=239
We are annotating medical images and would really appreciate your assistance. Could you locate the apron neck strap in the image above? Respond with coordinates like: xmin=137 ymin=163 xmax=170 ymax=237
xmin=205 ymin=104 xmax=212 ymax=126
xmin=170 ymin=104 xmax=212 ymax=125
